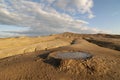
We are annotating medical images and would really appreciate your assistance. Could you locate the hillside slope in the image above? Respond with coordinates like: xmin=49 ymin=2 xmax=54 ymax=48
xmin=0 ymin=32 xmax=120 ymax=80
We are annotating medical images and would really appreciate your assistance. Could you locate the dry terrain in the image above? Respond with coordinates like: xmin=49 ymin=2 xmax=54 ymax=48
xmin=0 ymin=32 xmax=120 ymax=80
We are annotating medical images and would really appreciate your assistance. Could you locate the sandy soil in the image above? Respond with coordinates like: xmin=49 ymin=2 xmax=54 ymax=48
xmin=0 ymin=32 xmax=120 ymax=80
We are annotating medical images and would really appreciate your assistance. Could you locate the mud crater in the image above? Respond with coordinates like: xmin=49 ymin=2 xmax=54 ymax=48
xmin=39 ymin=51 xmax=93 ymax=67
xmin=55 ymin=52 xmax=92 ymax=60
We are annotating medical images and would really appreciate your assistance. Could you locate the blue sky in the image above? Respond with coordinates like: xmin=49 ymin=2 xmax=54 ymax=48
xmin=0 ymin=0 xmax=120 ymax=37
xmin=86 ymin=0 xmax=120 ymax=34
xmin=0 ymin=25 xmax=28 ymax=31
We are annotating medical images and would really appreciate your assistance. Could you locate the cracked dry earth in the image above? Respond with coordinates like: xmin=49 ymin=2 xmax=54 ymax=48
xmin=0 ymin=32 xmax=120 ymax=80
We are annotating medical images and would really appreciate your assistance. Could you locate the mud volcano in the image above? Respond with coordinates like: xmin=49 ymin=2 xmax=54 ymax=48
xmin=55 ymin=52 xmax=92 ymax=60
xmin=43 ymin=52 xmax=93 ymax=67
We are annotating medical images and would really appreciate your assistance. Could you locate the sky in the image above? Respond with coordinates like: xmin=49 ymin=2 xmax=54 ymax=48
xmin=0 ymin=0 xmax=120 ymax=38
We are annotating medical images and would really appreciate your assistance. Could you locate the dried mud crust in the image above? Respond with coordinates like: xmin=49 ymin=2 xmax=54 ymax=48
xmin=39 ymin=51 xmax=120 ymax=80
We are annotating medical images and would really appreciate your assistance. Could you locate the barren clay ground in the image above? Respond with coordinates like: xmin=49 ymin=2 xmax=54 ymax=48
xmin=0 ymin=32 xmax=120 ymax=80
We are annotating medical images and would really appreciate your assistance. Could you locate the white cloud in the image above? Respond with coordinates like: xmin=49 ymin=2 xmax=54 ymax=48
xmin=0 ymin=0 xmax=101 ymax=37
xmin=42 ymin=0 xmax=95 ymax=18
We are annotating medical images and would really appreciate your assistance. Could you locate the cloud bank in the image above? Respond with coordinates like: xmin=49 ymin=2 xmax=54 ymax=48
xmin=0 ymin=0 xmax=102 ymax=37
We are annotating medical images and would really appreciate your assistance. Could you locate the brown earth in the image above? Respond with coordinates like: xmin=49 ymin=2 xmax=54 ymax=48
xmin=0 ymin=32 xmax=120 ymax=80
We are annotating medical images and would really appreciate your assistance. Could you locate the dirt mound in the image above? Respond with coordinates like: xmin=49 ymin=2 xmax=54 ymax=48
xmin=37 ymin=49 xmax=120 ymax=80
xmin=59 ymin=57 xmax=119 ymax=77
